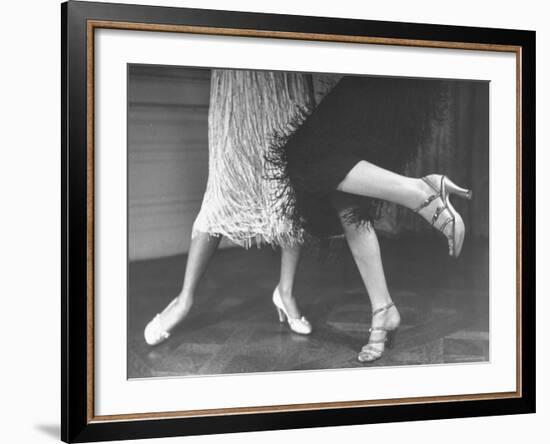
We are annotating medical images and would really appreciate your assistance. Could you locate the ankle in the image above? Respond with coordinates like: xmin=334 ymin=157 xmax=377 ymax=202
xmin=176 ymin=291 xmax=194 ymax=307
xmin=277 ymin=285 xmax=294 ymax=301
xmin=371 ymin=298 xmax=394 ymax=313
xmin=405 ymin=177 xmax=433 ymax=210
xmin=371 ymin=301 xmax=400 ymax=324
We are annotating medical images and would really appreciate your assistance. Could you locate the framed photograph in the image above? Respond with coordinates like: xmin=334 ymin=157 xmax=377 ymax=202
xmin=61 ymin=1 xmax=535 ymax=442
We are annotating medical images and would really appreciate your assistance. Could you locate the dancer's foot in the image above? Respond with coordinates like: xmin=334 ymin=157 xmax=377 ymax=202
xmin=413 ymin=174 xmax=472 ymax=258
xmin=276 ymin=286 xmax=303 ymax=319
xmin=358 ymin=302 xmax=400 ymax=363
xmin=144 ymin=294 xmax=193 ymax=346
xmin=273 ymin=287 xmax=312 ymax=335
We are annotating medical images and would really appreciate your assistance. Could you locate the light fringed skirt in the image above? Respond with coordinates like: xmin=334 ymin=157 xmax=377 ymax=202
xmin=192 ymin=69 xmax=315 ymax=248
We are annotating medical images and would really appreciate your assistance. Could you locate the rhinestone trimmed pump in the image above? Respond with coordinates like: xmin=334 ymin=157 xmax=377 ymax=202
xmin=272 ymin=287 xmax=312 ymax=335
xmin=414 ymin=174 xmax=472 ymax=258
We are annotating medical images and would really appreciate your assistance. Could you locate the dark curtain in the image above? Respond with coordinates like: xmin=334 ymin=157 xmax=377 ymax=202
xmin=371 ymin=80 xmax=489 ymax=239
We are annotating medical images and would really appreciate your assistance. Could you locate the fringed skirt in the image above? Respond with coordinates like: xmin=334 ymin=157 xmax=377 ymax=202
xmin=265 ymin=75 xmax=447 ymax=238
xmin=192 ymin=69 xmax=315 ymax=247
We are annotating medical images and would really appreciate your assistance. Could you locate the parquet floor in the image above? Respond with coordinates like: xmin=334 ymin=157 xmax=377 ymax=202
xmin=128 ymin=237 xmax=489 ymax=378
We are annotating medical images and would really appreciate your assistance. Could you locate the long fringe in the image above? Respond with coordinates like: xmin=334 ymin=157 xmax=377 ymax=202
xmin=264 ymin=77 xmax=450 ymax=239
xmin=192 ymin=70 xmax=315 ymax=248
xmin=263 ymin=103 xmax=315 ymax=235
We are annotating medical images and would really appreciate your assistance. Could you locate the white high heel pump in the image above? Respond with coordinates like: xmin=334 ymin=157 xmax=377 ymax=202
xmin=144 ymin=297 xmax=181 ymax=346
xmin=272 ymin=287 xmax=312 ymax=335
xmin=144 ymin=313 xmax=171 ymax=346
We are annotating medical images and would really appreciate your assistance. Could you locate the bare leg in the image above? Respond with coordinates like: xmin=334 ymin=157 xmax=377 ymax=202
xmin=277 ymin=244 xmax=303 ymax=319
xmin=337 ymin=160 xmax=471 ymax=257
xmin=337 ymin=160 xmax=433 ymax=210
xmin=332 ymin=193 xmax=400 ymax=360
xmin=157 ymin=232 xmax=221 ymax=332
xmin=342 ymin=223 xmax=399 ymax=319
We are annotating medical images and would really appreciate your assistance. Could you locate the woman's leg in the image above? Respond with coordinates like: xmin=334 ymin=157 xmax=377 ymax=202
xmin=332 ymin=193 xmax=400 ymax=360
xmin=277 ymin=244 xmax=303 ymax=319
xmin=342 ymin=222 xmax=399 ymax=322
xmin=156 ymin=232 xmax=221 ymax=331
xmin=273 ymin=243 xmax=312 ymax=334
xmin=336 ymin=160 xmax=431 ymax=210
xmin=336 ymin=160 xmax=470 ymax=257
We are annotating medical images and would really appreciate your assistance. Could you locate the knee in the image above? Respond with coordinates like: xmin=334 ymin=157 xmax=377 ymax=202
xmin=330 ymin=191 xmax=360 ymax=216
xmin=343 ymin=220 xmax=374 ymax=241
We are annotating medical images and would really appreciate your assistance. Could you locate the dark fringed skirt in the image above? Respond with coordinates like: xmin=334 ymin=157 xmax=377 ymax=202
xmin=265 ymin=75 xmax=447 ymax=238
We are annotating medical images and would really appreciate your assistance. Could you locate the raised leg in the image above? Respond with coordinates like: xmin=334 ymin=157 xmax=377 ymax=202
xmin=336 ymin=160 xmax=431 ymax=210
xmin=337 ymin=161 xmax=471 ymax=257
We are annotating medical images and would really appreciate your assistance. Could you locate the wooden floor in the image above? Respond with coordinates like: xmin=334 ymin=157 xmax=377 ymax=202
xmin=128 ymin=236 xmax=489 ymax=378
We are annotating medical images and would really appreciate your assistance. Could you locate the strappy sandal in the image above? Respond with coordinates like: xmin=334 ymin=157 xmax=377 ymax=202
xmin=414 ymin=175 xmax=472 ymax=258
xmin=358 ymin=302 xmax=400 ymax=363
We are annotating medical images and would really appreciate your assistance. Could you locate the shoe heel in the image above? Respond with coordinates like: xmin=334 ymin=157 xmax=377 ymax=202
xmin=386 ymin=329 xmax=398 ymax=349
xmin=444 ymin=177 xmax=472 ymax=200
xmin=276 ymin=307 xmax=286 ymax=323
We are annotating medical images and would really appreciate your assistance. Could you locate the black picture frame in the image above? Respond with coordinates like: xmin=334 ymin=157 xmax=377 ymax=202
xmin=61 ymin=1 xmax=536 ymax=442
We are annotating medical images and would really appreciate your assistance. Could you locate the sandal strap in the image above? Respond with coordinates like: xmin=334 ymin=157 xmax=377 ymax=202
xmin=413 ymin=192 xmax=440 ymax=213
xmin=414 ymin=175 xmax=449 ymax=214
xmin=415 ymin=176 xmax=457 ymax=238
xmin=371 ymin=302 xmax=395 ymax=317
xmin=362 ymin=344 xmax=383 ymax=352
xmin=365 ymin=337 xmax=387 ymax=344
xmin=422 ymin=176 xmax=441 ymax=192
xmin=368 ymin=326 xmax=390 ymax=334
xmin=431 ymin=205 xmax=446 ymax=225
xmin=439 ymin=215 xmax=455 ymax=237
xmin=360 ymin=346 xmax=383 ymax=358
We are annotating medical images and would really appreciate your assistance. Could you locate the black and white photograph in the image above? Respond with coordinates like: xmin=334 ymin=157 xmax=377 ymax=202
xmin=127 ymin=65 xmax=489 ymax=378
xmin=1 ymin=0 xmax=543 ymax=441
